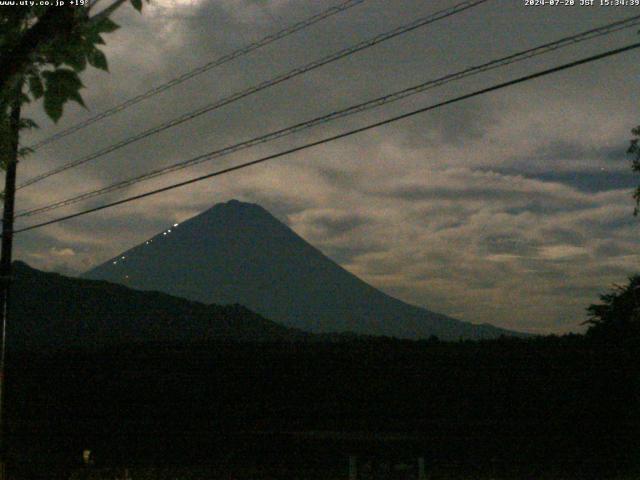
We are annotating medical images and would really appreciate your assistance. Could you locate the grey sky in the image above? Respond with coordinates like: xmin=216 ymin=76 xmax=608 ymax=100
xmin=13 ymin=0 xmax=640 ymax=334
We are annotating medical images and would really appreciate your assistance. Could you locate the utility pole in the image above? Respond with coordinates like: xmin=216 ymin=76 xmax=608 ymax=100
xmin=0 ymin=81 xmax=23 ymax=480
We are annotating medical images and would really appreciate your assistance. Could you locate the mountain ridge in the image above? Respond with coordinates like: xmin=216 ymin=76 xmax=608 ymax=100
xmin=84 ymin=199 xmax=526 ymax=340
xmin=9 ymin=260 xmax=310 ymax=350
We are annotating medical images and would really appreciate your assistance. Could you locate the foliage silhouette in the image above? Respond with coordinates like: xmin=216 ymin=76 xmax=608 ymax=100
xmin=0 ymin=0 xmax=148 ymax=175
xmin=0 ymin=0 xmax=148 ymax=118
xmin=584 ymin=275 xmax=640 ymax=345
xmin=627 ymin=127 xmax=640 ymax=214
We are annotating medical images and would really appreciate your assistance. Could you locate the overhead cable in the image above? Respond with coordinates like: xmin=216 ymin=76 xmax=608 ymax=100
xmin=16 ymin=15 xmax=640 ymax=219
xmin=17 ymin=0 xmax=489 ymax=189
xmin=26 ymin=0 xmax=368 ymax=151
xmin=12 ymin=41 xmax=640 ymax=235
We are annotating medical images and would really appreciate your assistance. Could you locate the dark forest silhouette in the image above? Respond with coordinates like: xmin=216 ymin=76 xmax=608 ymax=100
xmin=584 ymin=275 xmax=640 ymax=345
xmin=2 ymin=268 xmax=638 ymax=479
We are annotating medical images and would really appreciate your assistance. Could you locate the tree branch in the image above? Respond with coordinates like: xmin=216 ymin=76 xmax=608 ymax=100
xmin=0 ymin=7 xmax=76 ymax=99
xmin=0 ymin=0 xmax=128 ymax=100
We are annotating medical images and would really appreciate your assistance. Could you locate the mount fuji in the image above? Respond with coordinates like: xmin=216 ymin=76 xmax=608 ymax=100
xmin=84 ymin=200 xmax=523 ymax=340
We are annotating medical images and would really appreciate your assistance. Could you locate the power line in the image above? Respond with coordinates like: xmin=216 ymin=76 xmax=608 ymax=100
xmin=15 ymin=14 xmax=640 ymax=219
xmin=25 ymin=0 xmax=367 ymax=151
xmin=17 ymin=0 xmax=489 ymax=190
xmin=12 ymin=41 xmax=640 ymax=235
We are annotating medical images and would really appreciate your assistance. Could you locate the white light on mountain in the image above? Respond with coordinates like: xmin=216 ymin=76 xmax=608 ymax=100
xmin=163 ymin=232 xmax=167 ymax=236
xmin=121 ymin=256 xmax=125 ymax=259
xmin=113 ymin=261 xmax=117 ymax=265
xmin=173 ymin=223 xmax=179 ymax=227
xmin=167 ymin=229 xmax=171 ymax=233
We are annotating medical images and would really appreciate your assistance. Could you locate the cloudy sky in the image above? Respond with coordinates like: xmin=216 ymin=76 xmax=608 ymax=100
xmin=13 ymin=0 xmax=640 ymax=334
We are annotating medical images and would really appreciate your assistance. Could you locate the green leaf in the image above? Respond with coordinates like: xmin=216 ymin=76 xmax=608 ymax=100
xmin=65 ymin=45 xmax=87 ymax=72
xmin=28 ymin=74 xmax=44 ymax=99
xmin=131 ymin=0 xmax=143 ymax=12
xmin=68 ymin=89 xmax=86 ymax=108
xmin=85 ymin=30 xmax=105 ymax=46
xmin=42 ymin=68 xmax=86 ymax=122
xmin=88 ymin=48 xmax=108 ymax=72
xmin=43 ymin=90 xmax=63 ymax=122
xmin=94 ymin=17 xmax=120 ymax=34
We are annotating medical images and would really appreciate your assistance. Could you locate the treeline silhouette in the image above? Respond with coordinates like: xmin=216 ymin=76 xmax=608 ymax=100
xmin=4 ymin=336 xmax=638 ymax=478
xmin=3 ymin=275 xmax=639 ymax=479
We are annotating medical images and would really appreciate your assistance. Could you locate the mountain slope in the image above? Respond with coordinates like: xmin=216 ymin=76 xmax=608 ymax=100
xmin=9 ymin=261 xmax=307 ymax=350
xmin=84 ymin=200 xmax=523 ymax=340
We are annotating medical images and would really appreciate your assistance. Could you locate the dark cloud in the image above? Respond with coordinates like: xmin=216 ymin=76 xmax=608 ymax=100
xmin=482 ymin=234 xmax=538 ymax=256
xmin=383 ymin=184 xmax=539 ymax=202
xmin=529 ymin=141 xmax=624 ymax=163
xmin=517 ymin=171 xmax=636 ymax=193
xmin=312 ymin=212 xmax=368 ymax=235
xmin=489 ymin=140 xmax=635 ymax=192
xmin=373 ymin=173 xmax=593 ymax=213
xmin=593 ymin=239 xmax=633 ymax=258
xmin=315 ymin=166 xmax=359 ymax=190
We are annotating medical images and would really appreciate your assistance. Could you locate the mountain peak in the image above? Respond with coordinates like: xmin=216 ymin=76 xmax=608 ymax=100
xmin=213 ymin=199 xmax=260 ymax=211
xmin=215 ymin=199 xmax=268 ymax=212
xmin=225 ymin=199 xmax=253 ymax=208
xmin=192 ymin=199 xmax=278 ymax=226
